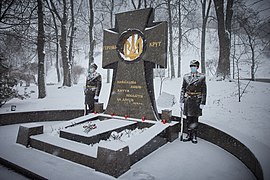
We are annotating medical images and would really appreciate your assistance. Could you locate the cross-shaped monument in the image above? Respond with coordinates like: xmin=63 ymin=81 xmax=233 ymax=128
xmin=102 ymin=8 xmax=167 ymax=120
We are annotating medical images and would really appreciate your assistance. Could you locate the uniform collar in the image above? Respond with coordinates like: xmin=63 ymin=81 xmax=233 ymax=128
xmin=88 ymin=72 xmax=98 ymax=79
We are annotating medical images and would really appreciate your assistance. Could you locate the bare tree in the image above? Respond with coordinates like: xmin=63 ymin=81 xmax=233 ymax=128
xmin=213 ymin=0 xmax=234 ymax=79
xmin=88 ymin=0 xmax=95 ymax=70
xmin=37 ymin=0 xmax=46 ymax=98
xmin=234 ymin=47 xmax=251 ymax=102
xmin=99 ymin=0 xmax=115 ymax=83
xmin=0 ymin=1 xmax=38 ymax=69
xmin=174 ymin=0 xmax=199 ymax=77
xmin=69 ymin=0 xmax=76 ymax=84
xmin=45 ymin=0 xmax=61 ymax=83
xmin=167 ymin=0 xmax=175 ymax=78
xmin=177 ymin=0 xmax=182 ymax=78
xmin=131 ymin=0 xmax=142 ymax=9
xmin=49 ymin=0 xmax=71 ymax=87
xmin=236 ymin=3 xmax=269 ymax=81
xmin=200 ymin=0 xmax=212 ymax=74
xmin=0 ymin=0 xmax=15 ymax=23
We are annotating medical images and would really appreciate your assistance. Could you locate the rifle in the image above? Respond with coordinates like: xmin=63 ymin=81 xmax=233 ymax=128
xmin=180 ymin=107 xmax=184 ymax=141
xmin=84 ymin=104 xmax=87 ymax=116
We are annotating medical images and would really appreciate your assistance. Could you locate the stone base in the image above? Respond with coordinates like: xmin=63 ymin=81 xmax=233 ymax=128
xmin=165 ymin=122 xmax=179 ymax=142
xmin=16 ymin=123 xmax=43 ymax=147
xmin=94 ymin=103 xmax=104 ymax=113
xmin=96 ymin=146 xmax=130 ymax=177
xmin=21 ymin=115 xmax=180 ymax=177
xmin=6 ymin=111 xmax=263 ymax=180
xmin=161 ymin=109 xmax=172 ymax=123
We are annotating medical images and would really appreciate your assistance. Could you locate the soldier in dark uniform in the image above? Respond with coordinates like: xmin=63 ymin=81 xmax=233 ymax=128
xmin=180 ymin=60 xmax=207 ymax=144
xmin=84 ymin=63 xmax=102 ymax=115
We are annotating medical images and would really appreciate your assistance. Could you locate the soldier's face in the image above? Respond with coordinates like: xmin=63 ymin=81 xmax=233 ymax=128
xmin=190 ymin=66 xmax=198 ymax=73
xmin=89 ymin=68 xmax=95 ymax=73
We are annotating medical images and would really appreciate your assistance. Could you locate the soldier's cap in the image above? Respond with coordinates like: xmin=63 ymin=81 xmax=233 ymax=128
xmin=90 ymin=63 xmax=98 ymax=69
xmin=190 ymin=60 xmax=200 ymax=67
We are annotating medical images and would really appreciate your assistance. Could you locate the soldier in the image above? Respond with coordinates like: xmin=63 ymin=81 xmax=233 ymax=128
xmin=180 ymin=60 xmax=207 ymax=144
xmin=84 ymin=63 xmax=102 ymax=115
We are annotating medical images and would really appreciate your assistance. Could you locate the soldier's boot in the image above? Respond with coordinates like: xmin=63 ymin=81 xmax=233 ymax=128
xmin=183 ymin=130 xmax=192 ymax=142
xmin=191 ymin=131 xmax=198 ymax=144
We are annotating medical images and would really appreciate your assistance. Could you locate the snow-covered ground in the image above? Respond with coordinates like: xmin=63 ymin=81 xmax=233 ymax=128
xmin=0 ymin=77 xmax=270 ymax=179
xmin=0 ymin=121 xmax=256 ymax=180
xmin=1 ymin=78 xmax=270 ymax=148
xmin=1 ymin=25 xmax=270 ymax=179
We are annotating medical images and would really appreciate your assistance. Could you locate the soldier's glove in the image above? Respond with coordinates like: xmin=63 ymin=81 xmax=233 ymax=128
xmin=200 ymin=104 xmax=205 ymax=109
xmin=94 ymin=95 xmax=99 ymax=102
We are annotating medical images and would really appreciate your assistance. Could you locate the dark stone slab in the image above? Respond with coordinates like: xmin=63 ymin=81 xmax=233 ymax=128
xmin=96 ymin=146 xmax=130 ymax=178
xmin=130 ymin=135 xmax=167 ymax=165
xmin=0 ymin=110 xmax=83 ymax=126
xmin=16 ymin=124 xmax=43 ymax=147
xmin=161 ymin=109 xmax=172 ymax=123
xmin=102 ymin=8 xmax=167 ymax=120
xmin=94 ymin=103 xmax=104 ymax=113
xmin=197 ymin=123 xmax=263 ymax=180
xmin=165 ymin=122 xmax=180 ymax=142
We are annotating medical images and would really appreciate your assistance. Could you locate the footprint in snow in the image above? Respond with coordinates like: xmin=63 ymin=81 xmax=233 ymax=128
xmin=132 ymin=171 xmax=155 ymax=180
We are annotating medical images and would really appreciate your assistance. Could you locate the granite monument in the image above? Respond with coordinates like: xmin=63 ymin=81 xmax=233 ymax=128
xmin=102 ymin=8 xmax=168 ymax=120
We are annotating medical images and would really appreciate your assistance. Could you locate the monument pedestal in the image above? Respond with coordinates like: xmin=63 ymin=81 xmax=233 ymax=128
xmin=19 ymin=113 xmax=179 ymax=178
xmin=16 ymin=123 xmax=43 ymax=147
xmin=94 ymin=103 xmax=104 ymax=113
xmin=96 ymin=146 xmax=130 ymax=177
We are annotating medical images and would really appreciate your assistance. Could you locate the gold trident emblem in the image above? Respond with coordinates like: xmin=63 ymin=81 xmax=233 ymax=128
xmin=123 ymin=34 xmax=143 ymax=61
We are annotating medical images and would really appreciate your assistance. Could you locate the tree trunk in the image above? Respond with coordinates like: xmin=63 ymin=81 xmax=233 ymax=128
xmin=61 ymin=0 xmax=71 ymax=87
xmin=167 ymin=0 xmax=175 ymax=78
xmin=201 ymin=0 xmax=211 ymax=74
xmin=232 ymin=30 xmax=236 ymax=79
xmin=37 ymin=0 xmax=46 ymax=98
xmin=249 ymin=36 xmax=255 ymax=81
xmin=88 ymin=0 xmax=94 ymax=70
xmin=107 ymin=0 xmax=114 ymax=83
xmin=46 ymin=0 xmax=61 ymax=83
xmin=69 ymin=0 xmax=75 ymax=84
xmin=177 ymin=0 xmax=182 ymax=78
xmin=213 ymin=0 xmax=234 ymax=79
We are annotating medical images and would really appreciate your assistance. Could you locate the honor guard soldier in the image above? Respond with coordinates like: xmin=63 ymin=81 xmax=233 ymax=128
xmin=84 ymin=63 xmax=102 ymax=115
xmin=180 ymin=60 xmax=207 ymax=144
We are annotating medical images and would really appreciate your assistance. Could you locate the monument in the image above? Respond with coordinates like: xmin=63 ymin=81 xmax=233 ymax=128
xmin=14 ymin=8 xmax=179 ymax=178
xmin=102 ymin=8 xmax=167 ymax=120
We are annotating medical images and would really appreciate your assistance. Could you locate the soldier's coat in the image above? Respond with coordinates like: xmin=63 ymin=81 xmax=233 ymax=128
xmin=180 ymin=72 xmax=207 ymax=117
xmin=84 ymin=72 xmax=102 ymax=107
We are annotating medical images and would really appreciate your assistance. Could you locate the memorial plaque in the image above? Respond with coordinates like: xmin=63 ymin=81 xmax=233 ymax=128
xmin=102 ymin=8 xmax=167 ymax=120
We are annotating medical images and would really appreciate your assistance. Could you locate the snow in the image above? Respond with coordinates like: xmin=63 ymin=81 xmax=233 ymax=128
xmin=1 ymin=70 xmax=270 ymax=179
xmin=0 ymin=164 xmax=29 ymax=180
xmin=0 ymin=122 xmax=257 ymax=180
xmin=1 ymin=24 xmax=270 ymax=179
xmin=33 ymin=133 xmax=98 ymax=157
xmin=128 ymin=122 xmax=168 ymax=154
xmin=156 ymin=92 xmax=175 ymax=108
xmin=62 ymin=119 xmax=136 ymax=137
